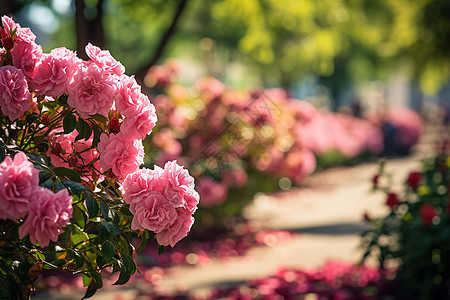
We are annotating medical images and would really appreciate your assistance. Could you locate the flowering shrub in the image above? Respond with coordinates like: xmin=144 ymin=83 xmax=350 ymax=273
xmin=361 ymin=154 xmax=450 ymax=298
xmin=0 ymin=16 xmax=198 ymax=298
xmin=144 ymin=62 xmax=386 ymax=229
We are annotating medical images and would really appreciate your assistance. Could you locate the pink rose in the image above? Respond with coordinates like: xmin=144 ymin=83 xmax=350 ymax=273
xmin=46 ymin=129 xmax=76 ymax=168
xmin=221 ymin=168 xmax=248 ymax=187
xmin=162 ymin=160 xmax=198 ymax=209
xmin=97 ymin=132 xmax=144 ymax=179
xmin=197 ymin=177 xmax=227 ymax=207
xmin=0 ymin=66 xmax=31 ymax=121
xmin=156 ymin=207 xmax=194 ymax=247
xmin=73 ymin=136 xmax=103 ymax=181
xmin=67 ymin=62 xmax=119 ymax=119
xmin=0 ymin=152 xmax=39 ymax=220
xmin=115 ymin=75 xmax=142 ymax=114
xmin=19 ymin=187 xmax=73 ymax=247
xmin=121 ymin=95 xmax=157 ymax=139
xmin=1 ymin=16 xmax=20 ymax=40
xmin=85 ymin=43 xmax=125 ymax=77
xmin=31 ymin=47 xmax=81 ymax=97
xmin=130 ymin=191 xmax=177 ymax=233
xmin=11 ymin=40 xmax=43 ymax=79
xmin=122 ymin=168 xmax=164 ymax=205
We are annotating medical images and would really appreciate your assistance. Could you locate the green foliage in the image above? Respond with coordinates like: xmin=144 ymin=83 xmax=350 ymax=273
xmin=361 ymin=154 xmax=450 ymax=299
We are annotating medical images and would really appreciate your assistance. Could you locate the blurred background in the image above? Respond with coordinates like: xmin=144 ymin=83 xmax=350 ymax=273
xmin=2 ymin=0 xmax=450 ymax=107
xmin=2 ymin=0 xmax=450 ymax=299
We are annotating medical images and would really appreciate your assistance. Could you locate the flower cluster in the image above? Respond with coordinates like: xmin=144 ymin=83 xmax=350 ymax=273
xmin=122 ymin=161 xmax=199 ymax=247
xmin=0 ymin=152 xmax=73 ymax=247
xmin=362 ymin=154 xmax=450 ymax=299
xmin=0 ymin=16 xmax=197 ymax=298
xmin=143 ymin=61 xmax=409 ymax=230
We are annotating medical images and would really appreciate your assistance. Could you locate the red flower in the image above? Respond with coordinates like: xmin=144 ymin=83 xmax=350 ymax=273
xmin=407 ymin=171 xmax=422 ymax=189
xmin=372 ymin=174 xmax=380 ymax=188
xmin=109 ymin=117 xmax=120 ymax=133
xmin=386 ymin=193 xmax=399 ymax=208
xmin=41 ymin=114 xmax=50 ymax=126
xmin=420 ymin=203 xmax=436 ymax=226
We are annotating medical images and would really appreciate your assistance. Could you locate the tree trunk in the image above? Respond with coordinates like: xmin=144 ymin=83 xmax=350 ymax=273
xmin=75 ymin=0 xmax=105 ymax=60
xmin=135 ymin=0 xmax=188 ymax=84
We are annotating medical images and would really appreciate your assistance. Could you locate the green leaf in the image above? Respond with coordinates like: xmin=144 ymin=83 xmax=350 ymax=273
xmin=0 ymin=146 xmax=5 ymax=164
xmin=75 ymin=119 xmax=92 ymax=142
xmin=100 ymin=200 xmax=113 ymax=221
xmin=98 ymin=222 xmax=119 ymax=242
xmin=54 ymin=167 xmax=82 ymax=183
xmin=101 ymin=241 xmax=116 ymax=261
xmin=82 ymin=274 xmax=92 ymax=287
xmin=73 ymin=204 xmax=86 ymax=229
xmin=74 ymin=253 xmax=85 ymax=269
xmin=158 ymin=245 xmax=166 ymax=255
xmin=62 ymin=180 xmax=87 ymax=195
xmin=112 ymin=270 xmax=131 ymax=285
xmin=82 ymin=279 xmax=97 ymax=299
xmin=92 ymin=125 xmax=102 ymax=148
xmin=136 ymin=235 xmax=148 ymax=253
xmin=86 ymin=195 xmax=99 ymax=218
xmin=121 ymin=254 xmax=136 ymax=274
xmin=90 ymin=114 xmax=108 ymax=123
xmin=40 ymin=179 xmax=54 ymax=190
xmin=63 ymin=113 xmax=77 ymax=134
xmin=90 ymin=271 xmax=103 ymax=289
xmin=25 ymin=113 xmax=39 ymax=124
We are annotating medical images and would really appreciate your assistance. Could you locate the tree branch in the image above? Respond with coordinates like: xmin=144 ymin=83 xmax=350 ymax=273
xmin=135 ymin=0 xmax=188 ymax=84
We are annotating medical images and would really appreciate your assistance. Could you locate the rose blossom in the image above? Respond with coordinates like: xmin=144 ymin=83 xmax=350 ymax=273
xmin=162 ymin=160 xmax=198 ymax=211
xmin=19 ymin=187 xmax=73 ymax=247
xmin=386 ymin=192 xmax=399 ymax=208
xmin=197 ymin=177 xmax=227 ymax=207
xmin=121 ymin=95 xmax=157 ymax=139
xmin=156 ymin=207 xmax=194 ymax=247
xmin=122 ymin=168 xmax=164 ymax=205
xmin=11 ymin=39 xmax=42 ymax=80
xmin=67 ymin=62 xmax=118 ymax=119
xmin=31 ymin=47 xmax=81 ymax=97
xmin=407 ymin=171 xmax=422 ymax=190
xmin=0 ymin=66 xmax=30 ymax=120
xmin=97 ymin=132 xmax=144 ymax=179
xmin=0 ymin=152 xmax=39 ymax=220
xmin=115 ymin=75 xmax=142 ymax=113
xmin=130 ymin=191 xmax=177 ymax=232
xmin=85 ymin=43 xmax=125 ymax=76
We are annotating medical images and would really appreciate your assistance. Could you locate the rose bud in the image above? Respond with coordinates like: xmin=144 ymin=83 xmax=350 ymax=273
xmin=41 ymin=114 xmax=50 ymax=126
xmin=51 ymin=143 xmax=62 ymax=156
xmin=2 ymin=37 xmax=14 ymax=51
xmin=407 ymin=171 xmax=421 ymax=189
xmin=386 ymin=192 xmax=399 ymax=208
xmin=109 ymin=117 xmax=120 ymax=133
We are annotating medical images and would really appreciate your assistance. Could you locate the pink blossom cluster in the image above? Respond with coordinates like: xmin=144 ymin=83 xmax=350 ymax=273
xmin=122 ymin=161 xmax=199 ymax=246
xmin=1 ymin=16 xmax=197 ymax=249
xmin=0 ymin=16 xmax=157 ymax=181
xmin=146 ymin=64 xmax=394 ymax=210
xmin=0 ymin=152 xmax=73 ymax=247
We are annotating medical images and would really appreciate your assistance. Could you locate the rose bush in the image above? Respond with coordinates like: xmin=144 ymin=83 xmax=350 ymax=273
xmin=361 ymin=154 xmax=450 ymax=299
xmin=0 ymin=16 xmax=198 ymax=299
xmin=144 ymin=61 xmax=390 ymax=230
